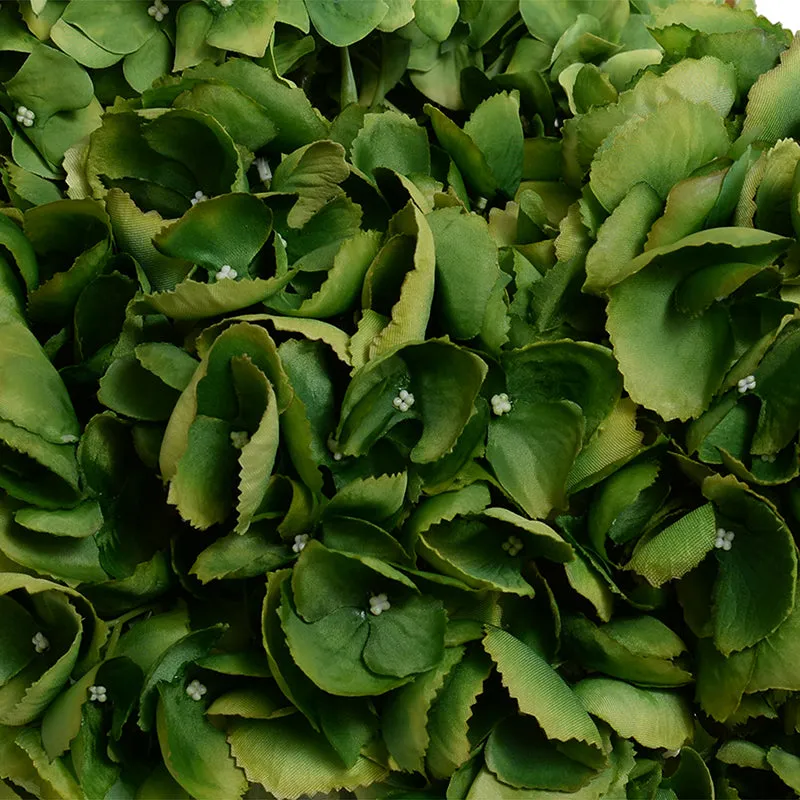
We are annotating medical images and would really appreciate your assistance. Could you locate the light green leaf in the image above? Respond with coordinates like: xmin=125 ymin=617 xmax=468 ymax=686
xmin=483 ymin=628 xmax=603 ymax=755
xmin=305 ymin=0 xmax=389 ymax=46
xmin=573 ymin=677 xmax=693 ymax=750
xmin=206 ymin=0 xmax=278 ymax=58
xmin=626 ymin=503 xmax=717 ymax=588
xmin=732 ymin=36 xmax=800 ymax=158
xmin=228 ymin=715 xmax=387 ymax=797
xmin=426 ymin=648 xmax=493 ymax=780
xmin=590 ymin=98 xmax=730 ymax=212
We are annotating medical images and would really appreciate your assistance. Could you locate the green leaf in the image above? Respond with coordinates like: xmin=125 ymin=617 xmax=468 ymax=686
xmin=305 ymin=0 xmax=389 ymax=46
xmin=519 ymin=0 xmax=629 ymax=46
xmin=463 ymin=92 xmax=524 ymax=198
xmin=5 ymin=44 xmax=94 ymax=126
xmin=427 ymin=206 xmax=501 ymax=340
xmin=483 ymin=628 xmax=603 ymax=756
xmin=270 ymin=140 xmax=349 ymax=229
xmin=228 ymin=715 xmax=387 ymax=797
xmin=426 ymin=648 xmax=492 ymax=780
xmin=573 ymin=677 xmax=693 ymax=751
xmin=484 ymin=715 xmax=599 ymax=791
xmin=584 ymin=182 xmax=663 ymax=294
xmin=98 ymin=354 xmax=180 ymax=422
xmin=156 ymin=679 xmax=248 ymax=799
xmin=280 ymin=587 xmax=405 ymax=696
xmin=382 ymin=645 xmax=463 ymax=773
xmin=732 ymin=36 xmax=800 ymax=158
xmin=561 ymin=615 xmax=692 ymax=688
xmin=589 ymin=98 xmax=730 ymax=212
xmin=703 ymin=474 xmax=797 ymax=655
xmin=138 ymin=625 xmax=225 ymax=732
xmin=61 ymin=1 xmax=157 ymax=55
xmin=206 ymin=0 xmax=278 ymax=58
xmin=14 ymin=502 xmax=103 ymax=539
xmin=487 ymin=399 xmax=584 ymax=520
xmin=768 ymin=747 xmax=800 ymax=793
xmin=352 ymin=111 xmax=431 ymax=181
xmin=154 ymin=193 xmax=272 ymax=273
xmin=123 ymin=30 xmax=171 ymax=93
xmin=626 ymin=503 xmax=717 ymax=588
xmin=0 ymin=322 xmax=80 ymax=443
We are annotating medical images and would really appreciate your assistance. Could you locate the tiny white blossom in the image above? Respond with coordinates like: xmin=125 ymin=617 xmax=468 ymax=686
xmin=255 ymin=157 xmax=272 ymax=184
xmin=32 ymin=632 xmax=49 ymax=653
xmin=15 ymin=106 xmax=35 ymax=127
xmin=217 ymin=0 xmax=234 ymax=7
xmin=230 ymin=430 xmax=250 ymax=449
xmin=760 ymin=454 xmax=776 ymax=463
xmin=147 ymin=0 xmax=168 ymax=20
xmin=491 ymin=393 xmax=512 ymax=416
xmin=714 ymin=528 xmax=735 ymax=551
xmin=475 ymin=196 xmax=488 ymax=210
xmin=190 ymin=190 xmax=207 ymax=206
xmin=737 ymin=375 xmax=756 ymax=394
xmin=292 ymin=534 xmax=310 ymax=554
xmin=392 ymin=389 xmax=415 ymax=413
xmin=327 ymin=436 xmax=343 ymax=461
xmin=216 ymin=264 xmax=238 ymax=280
xmin=501 ymin=535 xmax=523 ymax=557
xmin=369 ymin=593 xmax=391 ymax=615
xmin=88 ymin=685 xmax=107 ymax=703
xmin=186 ymin=679 xmax=207 ymax=701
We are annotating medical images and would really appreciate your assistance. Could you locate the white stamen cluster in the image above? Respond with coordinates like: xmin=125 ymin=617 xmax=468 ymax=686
xmin=292 ymin=534 xmax=310 ymax=554
xmin=392 ymin=389 xmax=415 ymax=413
xmin=502 ymin=535 xmax=523 ymax=557
xmin=491 ymin=393 xmax=512 ymax=416
xmin=217 ymin=264 xmax=237 ymax=280
xmin=186 ymin=679 xmax=207 ymax=701
xmin=737 ymin=375 xmax=756 ymax=394
xmin=760 ymin=454 xmax=776 ymax=463
xmin=369 ymin=593 xmax=391 ymax=615
xmin=255 ymin=157 xmax=272 ymax=184
xmin=147 ymin=0 xmax=168 ymax=21
xmin=32 ymin=632 xmax=49 ymax=653
xmin=217 ymin=0 xmax=234 ymax=7
xmin=190 ymin=190 xmax=207 ymax=206
xmin=88 ymin=685 xmax=107 ymax=703
xmin=714 ymin=528 xmax=735 ymax=551
xmin=475 ymin=197 xmax=488 ymax=210
xmin=16 ymin=106 xmax=35 ymax=127
xmin=230 ymin=430 xmax=249 ymax=449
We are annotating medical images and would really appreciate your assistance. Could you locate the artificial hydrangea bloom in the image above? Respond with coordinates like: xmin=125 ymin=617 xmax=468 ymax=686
xmin=190 ymin=190 xmax=207 ymax=206
xmin=31 ymin=632 xmax=49 ymax=653
xmin=501 ymin=535 xmax=523 ymax=557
